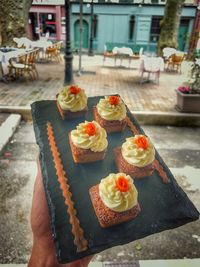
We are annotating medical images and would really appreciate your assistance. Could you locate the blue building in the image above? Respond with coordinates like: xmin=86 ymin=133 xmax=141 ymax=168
xmin=29 ymin=1 xmax=197 ymax=53
xmin=70 ymin=0 xmax=197 ymax=53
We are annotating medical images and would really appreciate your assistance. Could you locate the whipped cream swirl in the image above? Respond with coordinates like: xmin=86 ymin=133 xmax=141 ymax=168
xmin=57 ymin=86 xmax=87 ymax=112
xmin=96 ymin=96 xmax=126 ymax=121
xmin=99 ymin=173 xmax=138 ymax=212
xmin=122 ymin=135 xmax=155 ymax=167
xmin=71 ymin=121 xmax=108 ymax=152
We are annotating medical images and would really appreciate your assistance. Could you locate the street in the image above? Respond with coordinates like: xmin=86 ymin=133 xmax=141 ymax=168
xmin=0 ymin=121 xmax=199 ymax=264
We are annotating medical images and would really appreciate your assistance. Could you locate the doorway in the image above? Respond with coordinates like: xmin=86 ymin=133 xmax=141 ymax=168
xmin=178 ymin=19 xmax=189 ymax=51
xmin=39 ymin=13 xmax=57 ymax=38
xmin=74 ymin=20 xmax=89 ymax=49
xmin=29 ymin=13 xmax=39 ymax=40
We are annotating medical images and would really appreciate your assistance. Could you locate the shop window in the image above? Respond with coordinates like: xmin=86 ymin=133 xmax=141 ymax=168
xmin=93 ymin=15 xmax=98 ymax=39
xmin=39 ymin=13 xmax=57 ymax=37
xmin=150 ymin=17 xmax=162 ymax=42
xmin=129 ymin=15 xmax=135 ymax=40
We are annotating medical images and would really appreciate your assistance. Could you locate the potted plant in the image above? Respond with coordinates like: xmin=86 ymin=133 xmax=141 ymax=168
xmin=176 ymin=58 xmax=200 ymax=113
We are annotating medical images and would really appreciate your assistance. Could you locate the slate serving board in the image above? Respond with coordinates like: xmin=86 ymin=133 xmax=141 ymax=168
xmin=31 ymin=96 xmax=199 ymax=264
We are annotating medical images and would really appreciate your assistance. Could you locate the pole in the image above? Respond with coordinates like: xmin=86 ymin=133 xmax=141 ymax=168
xmin=77 ymin=0 xmax=83 ymax=76
xmin=88 ymin=0 xmax=94 ymax=56
xmin=64 ymin=0 xmax=74 ymax=85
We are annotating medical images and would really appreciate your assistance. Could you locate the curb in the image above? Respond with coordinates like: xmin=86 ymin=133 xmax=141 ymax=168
xmin=0 ymin=106 xmax=200 ymax=127
xmin=132 ymin=111 xmax=200 ymax=127
xmin=0 ymin=114 xmax=21 ymax=154
xmin=0 ymin=106 xmax=31 ymax=121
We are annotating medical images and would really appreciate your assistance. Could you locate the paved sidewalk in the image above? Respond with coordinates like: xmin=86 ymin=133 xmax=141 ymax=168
xmin=0 ymin=55 xmax=191 ymax=113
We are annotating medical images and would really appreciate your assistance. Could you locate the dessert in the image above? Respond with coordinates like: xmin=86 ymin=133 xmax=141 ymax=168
xmin=114 ymin=135 xmax=155 ymax=178
xmin=56 ymin=85 xmax=88 ymax=119
xmin=93 ymin=95 xmax=127 ymax=133
xmin=89 ymin=173 xmax=141 ymax=228
xmin=69 ymin=120 xmax=108 ymax=163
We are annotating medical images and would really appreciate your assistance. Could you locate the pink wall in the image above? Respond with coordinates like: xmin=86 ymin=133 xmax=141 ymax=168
xmin=30 ymin=5 xmax=56 ymax=13
xmin=29 ymin=5 xmax=62 ymax=40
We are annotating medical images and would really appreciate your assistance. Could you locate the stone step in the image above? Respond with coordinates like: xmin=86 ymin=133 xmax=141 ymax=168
xmin=1 ymin=106 xmax=200 ymax=126
xmin=0 ymin=113 xmax=9 ymax=126
xmin=0 ymin=114 xmax=21 ymax=154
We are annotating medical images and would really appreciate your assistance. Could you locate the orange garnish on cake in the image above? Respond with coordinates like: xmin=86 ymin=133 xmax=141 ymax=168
xmin=85 ymin=122 xmax=96 ymax=136
xmin=135 ymin=136 xmax=148 ymax=150
xmin=116 ymin=176 xmax=130 ymax=192
xmin=69 ymin=85 xmax=81 ymax=95
xmin=108 ymin=96 xmax=120 ymax=106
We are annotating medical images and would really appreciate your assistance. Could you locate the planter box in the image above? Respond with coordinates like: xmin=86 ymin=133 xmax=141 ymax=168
xmin=176 ymin=89 xmax=200 ymax=113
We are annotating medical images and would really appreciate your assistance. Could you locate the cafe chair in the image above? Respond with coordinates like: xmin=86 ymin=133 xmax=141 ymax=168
xmin=166 ymin=53 xmax=185 ymax=73
xmin=139 ymin=55 xmax=164 ymax=84
xmin=45 ymin=41 xmax=63 ymax=63
xmin=39 ymin=31 xmax=50 ymax=42
xmin=103 ymin=44 xmax=115 ymax=66
xmin=162 ymin=47 xmax=177 ymax=69
xmin=8 ymin=49 xmax=39 ymax=80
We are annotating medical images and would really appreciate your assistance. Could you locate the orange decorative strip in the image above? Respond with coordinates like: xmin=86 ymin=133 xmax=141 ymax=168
xmin=126 ymin=116 xmax=139 ymax=135
xmin=47 ymin=122 xmax=88 ymax=252
xmin=154 ymin=159 xmax=170 ymax=184
xmin=126 ymin=116 xmax=170 ymax=184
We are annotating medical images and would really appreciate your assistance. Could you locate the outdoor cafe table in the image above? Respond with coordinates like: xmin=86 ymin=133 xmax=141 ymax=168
xmin=112 ymin=46 xmax=133 ymax=67
xmin=13 ymin=37 xmax=52 ymax=52
xmin=31 ymin=40 xmax=52 ymax=51
xmin=30 ymin=40 xmax=52 ymax=59
xmin=13 ymin=37 xmax=52 ymax=60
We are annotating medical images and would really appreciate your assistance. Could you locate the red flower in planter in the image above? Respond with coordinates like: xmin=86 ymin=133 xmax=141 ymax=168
xmin=178 ymin=86 xmax=191 ymax=94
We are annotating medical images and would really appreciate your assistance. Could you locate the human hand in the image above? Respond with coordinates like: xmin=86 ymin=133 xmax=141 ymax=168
xmin=28 ymin=158 xmax=93 ymax=267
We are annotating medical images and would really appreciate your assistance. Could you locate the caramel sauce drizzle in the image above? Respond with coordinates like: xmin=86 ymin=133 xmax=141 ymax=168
xmin=47 ymin=122 xmax=88 ymax=252
xmin=126 ymin=116 xmax=139 ymax=135
xmin=126 ymin=116 xmax=170 ymax=184
xmin=153 ymin=159 xmax=170 ymax=184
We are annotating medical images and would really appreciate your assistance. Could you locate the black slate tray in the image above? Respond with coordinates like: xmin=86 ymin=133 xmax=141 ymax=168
xmin=31 ymin=96 xmax=199 ymax=264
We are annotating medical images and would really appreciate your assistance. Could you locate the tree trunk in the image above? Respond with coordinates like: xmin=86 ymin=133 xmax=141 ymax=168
xmin=0 ymin=0 xmax=33 ymax=46
xmin=157 ymin=0 xmax=185 ymax=56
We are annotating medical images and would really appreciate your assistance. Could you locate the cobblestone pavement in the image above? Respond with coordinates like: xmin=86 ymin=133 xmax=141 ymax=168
xmin=0 ymin=55 xmax=191 ymax=112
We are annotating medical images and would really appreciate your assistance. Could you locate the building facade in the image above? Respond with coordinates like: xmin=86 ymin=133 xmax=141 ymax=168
xmin=190 ymin=0 xmax=200 ymax=50
xmin=28 ymin=0 xmax=198 ymax=53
